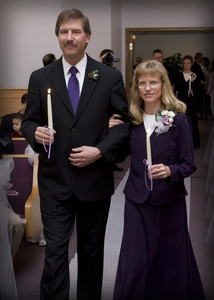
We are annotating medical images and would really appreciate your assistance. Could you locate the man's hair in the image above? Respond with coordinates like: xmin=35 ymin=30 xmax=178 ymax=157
xmin=153 ymin=49 xmax=163 ymax=55
xmin=55 ymin=8 xmax=91 ymax=37
xmin=135 ymin=56 xmax=143 ymax=63
xmin=194 ymin=52 xmax=203 ymax=61
xmin=99 ymin=49 xmax=114 ymax=58
xmin=21 ymin=93 xmax=27 ymax=104
xmin=43 ymin=53 xmax=56 ymax=66
xmin=202 ymin=57 xmax=210 ymax=68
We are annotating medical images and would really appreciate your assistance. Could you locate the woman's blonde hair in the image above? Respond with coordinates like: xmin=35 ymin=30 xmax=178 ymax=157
xmin=130 ymin=60 xmax=186 ymax=125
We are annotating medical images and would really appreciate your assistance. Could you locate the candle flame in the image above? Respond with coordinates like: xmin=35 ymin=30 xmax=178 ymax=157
xmin=47 ymin=88 xmax=51 ymax=94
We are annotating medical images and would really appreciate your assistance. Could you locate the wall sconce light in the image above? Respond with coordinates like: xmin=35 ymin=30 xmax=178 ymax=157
xmin=129 ymin=42 xmax=133 ymax=50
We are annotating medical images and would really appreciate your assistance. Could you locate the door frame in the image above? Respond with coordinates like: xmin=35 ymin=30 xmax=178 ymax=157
xmin=125 ymin=27 xmax=214 ymax=98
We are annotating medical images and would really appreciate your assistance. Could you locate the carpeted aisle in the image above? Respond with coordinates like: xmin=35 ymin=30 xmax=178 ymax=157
xmin=102 ymin=170 xmax=129 ymax=299
xmin=69 ymin=163 xmax=130 ymax=299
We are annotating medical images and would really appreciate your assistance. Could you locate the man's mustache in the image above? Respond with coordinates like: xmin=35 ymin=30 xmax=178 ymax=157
xmin=64 ymin=41 xmax=77 ymax=47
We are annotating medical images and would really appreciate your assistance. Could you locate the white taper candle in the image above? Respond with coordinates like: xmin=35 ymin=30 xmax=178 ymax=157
xmin=189 ymin=75 xmax=191 ymax=90
xmin=47 ymin=88 xmax=53 ymax=129
xmin=146 ymin=129 xmax=152 ymax=165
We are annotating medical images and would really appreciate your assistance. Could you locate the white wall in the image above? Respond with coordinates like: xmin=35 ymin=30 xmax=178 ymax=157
xmin=0 ymin=0 xmax=213 ymax=88
xmin=0 ymin=0 xmax=61 ymax=88
xmin=0 ymin=0 xmax=112 ymax=88
xmin=111 ymin=0 xmax=122 ymax=71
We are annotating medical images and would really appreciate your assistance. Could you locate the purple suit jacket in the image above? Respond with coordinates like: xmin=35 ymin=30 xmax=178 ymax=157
xmin=124 ymin=113 xmax=196 ymax=206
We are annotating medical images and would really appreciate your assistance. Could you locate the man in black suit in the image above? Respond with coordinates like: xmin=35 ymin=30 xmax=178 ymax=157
xmin=191 ymin=52 xmax=206 ymax=119
xmin=191 ymin=52 xmax=206 ymax=83
xmin=21 ymin=8 xmax=131 ymax=300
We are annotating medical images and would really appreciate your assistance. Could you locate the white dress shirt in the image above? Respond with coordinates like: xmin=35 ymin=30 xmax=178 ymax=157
xmin=62 ymin=54 xmax=87 ymax=95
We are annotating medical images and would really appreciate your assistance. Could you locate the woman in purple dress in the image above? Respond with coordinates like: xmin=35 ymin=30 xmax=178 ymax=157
xmin=113 ymin=60 xmax=205 ymax=300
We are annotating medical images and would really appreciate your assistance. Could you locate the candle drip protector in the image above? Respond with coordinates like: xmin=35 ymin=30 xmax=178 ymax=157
xmin=43 ymin=126 xmax=53 ymax=159
xmin=143 ymin=159 xmax=153 ymax=191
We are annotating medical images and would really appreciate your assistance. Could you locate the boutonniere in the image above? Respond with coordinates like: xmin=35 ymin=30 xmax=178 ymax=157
xmin=88 ymin=69 xmax=99 ymax=81
xmin=155 ymin=109 xmax=177 ymax=135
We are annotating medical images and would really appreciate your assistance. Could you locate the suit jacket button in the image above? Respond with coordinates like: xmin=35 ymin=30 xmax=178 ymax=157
xmin=72 ymin=127 xmax=75 ymax=132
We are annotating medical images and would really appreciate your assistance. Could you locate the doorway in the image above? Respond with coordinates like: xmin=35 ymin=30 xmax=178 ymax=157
xmin=125 ymin=27 xmax=214 ymax=98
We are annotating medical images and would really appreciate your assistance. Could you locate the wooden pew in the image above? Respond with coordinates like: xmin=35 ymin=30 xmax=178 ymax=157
xmin=3 ymin=154 xmax=42 ymax=240
xmin=1 ymin=89 xmax=42 ymax=240
xmin=0 ymin=88 xmax=28 ymax=118
xmin=25 ymin=154 xmax=42 ymax=240
xmin=12 ymin=137 xmax=29 ymax=154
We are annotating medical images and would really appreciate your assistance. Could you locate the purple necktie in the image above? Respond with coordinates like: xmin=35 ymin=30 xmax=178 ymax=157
xmin=68 ymin=66 xmax=79 ymax=114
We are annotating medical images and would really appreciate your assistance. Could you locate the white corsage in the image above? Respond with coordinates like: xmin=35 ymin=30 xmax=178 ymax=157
xmin=155 ymin=109 xmax=177 ymax=135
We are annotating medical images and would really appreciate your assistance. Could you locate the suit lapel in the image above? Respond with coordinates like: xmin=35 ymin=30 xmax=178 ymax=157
xmin=49 ymin=58 xmax=74 ymax=116
xmin=75 ymin=56 xmax=100 ymax=118
xmin=49 ymin=56 xmax=101 ymax=120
